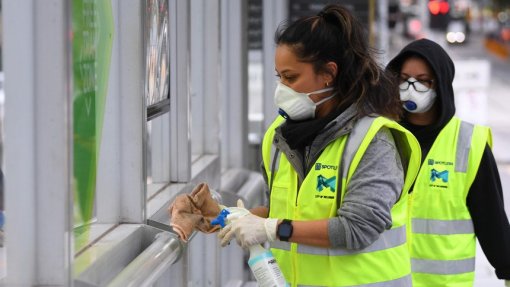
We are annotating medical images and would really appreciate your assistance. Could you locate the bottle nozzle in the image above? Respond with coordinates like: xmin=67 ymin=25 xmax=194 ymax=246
xmin=211 ymin=209 xmax=231 ymax=228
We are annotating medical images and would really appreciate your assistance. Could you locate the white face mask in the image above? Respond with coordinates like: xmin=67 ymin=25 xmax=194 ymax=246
xmin=399 ymin=78 xmax=437 ymax=113
xmin=274 ymin=82 xmax=335 ymax=121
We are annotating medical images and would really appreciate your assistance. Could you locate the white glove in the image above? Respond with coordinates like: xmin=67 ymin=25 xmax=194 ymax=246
xmin=225 ymin=199 xmax=250 ymax=221
xmin=218 ymin=200 xmax=278 ymax=248
xmin=233 ymin=214 xmax=278 ymax=248
xmin=217 ymin=199 xmax=250 ymax=246
xmin=505 ymin=280 xmax=510 ymax=287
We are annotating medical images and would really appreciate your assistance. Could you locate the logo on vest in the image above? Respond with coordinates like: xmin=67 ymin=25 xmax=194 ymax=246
xmin=315 ymin=163 xmax=338 ymax=170
xmin=315 ymin=175 xmax=336 ymax=199
xmin=428 ymin=159 xmax=453 ymax=166
xmin=430 ymin=169 xmax=449 ymax=183
xmin=316 ymin=175 xmax=336 ymax=192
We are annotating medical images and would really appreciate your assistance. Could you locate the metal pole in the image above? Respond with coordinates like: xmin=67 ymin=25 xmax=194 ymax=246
xmin=107 ymin=232 xmax=183 ymax=287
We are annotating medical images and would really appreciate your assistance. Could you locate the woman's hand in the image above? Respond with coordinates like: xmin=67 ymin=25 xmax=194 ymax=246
xmin=217 ymin=200 xmax=278 ymax=248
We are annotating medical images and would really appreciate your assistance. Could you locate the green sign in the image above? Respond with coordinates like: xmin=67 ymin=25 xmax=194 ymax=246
xmin=72 ymin=0 xmax=113 ymax=248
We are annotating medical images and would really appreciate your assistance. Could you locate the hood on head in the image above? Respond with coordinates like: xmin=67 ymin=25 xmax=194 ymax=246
xmin=386 ymin=38 xmax=456 ymax=135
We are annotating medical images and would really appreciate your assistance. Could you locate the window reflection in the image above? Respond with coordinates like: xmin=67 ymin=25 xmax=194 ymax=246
xmin=144 ymin=0 xmax=171 ymax=196
xmin=145 ymin=0 xmax=170 ymax=120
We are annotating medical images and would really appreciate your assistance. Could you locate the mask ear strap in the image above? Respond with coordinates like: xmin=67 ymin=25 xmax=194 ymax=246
xmin=307 ymin=87 xmax=334 ymax=95
xmin=314 ymin=92 xmax=337 ymax=106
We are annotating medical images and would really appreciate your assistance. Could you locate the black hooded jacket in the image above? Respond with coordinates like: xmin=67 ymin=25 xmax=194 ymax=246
xmin=387 ymin=39 xmax=510 ymax=279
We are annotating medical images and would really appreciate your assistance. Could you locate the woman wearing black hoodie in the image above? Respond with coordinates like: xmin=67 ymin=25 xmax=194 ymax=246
xmin=387 ymin=38 xmax=510 ymax=287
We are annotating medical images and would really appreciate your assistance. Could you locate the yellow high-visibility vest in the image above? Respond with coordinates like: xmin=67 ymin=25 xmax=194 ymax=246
xmin=262 ymin=115 xmax=421 ymax=287
xmin=409 ymin=116 xmax=492 ymax=287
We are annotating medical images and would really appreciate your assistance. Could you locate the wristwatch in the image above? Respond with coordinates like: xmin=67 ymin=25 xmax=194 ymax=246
xmin=277 ymin=219 xmax=293 ymax=241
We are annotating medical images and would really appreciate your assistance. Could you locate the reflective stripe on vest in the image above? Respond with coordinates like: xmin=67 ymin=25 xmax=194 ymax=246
xmin=412 ymin=218 xmax=474 ymax=234
xmin=341 ymin=116 xmax=374 ymax=180
xmin=270 ymin=225 xmax=406 ymax=255
xmin=262 ymin=115 xmax=421 ymax=287
xmin=455 ymin=121 xmax=473 ymax=173
xmin=296 ymin=274 xmax=412 ymax=287
xmin=410 ymin=117 xmax=491 ymax=286
xmin=412 ymin=258 xmax=476 ymax=275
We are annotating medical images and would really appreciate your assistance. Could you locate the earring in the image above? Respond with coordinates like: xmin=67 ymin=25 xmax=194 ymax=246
xmin=326 ymin=82 xmax=329 ymax=87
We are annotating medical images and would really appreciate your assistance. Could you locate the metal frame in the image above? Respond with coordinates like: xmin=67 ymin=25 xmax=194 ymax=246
xmin=3 ymin=0 xmax=72 ymax=285
xmin=191 ymin=0 xmax=221 ymax=158
xmin=118 ymin=0 xmax=145 ymax=223
xmin=170 ymin=0 xmax=191 ymax=182
xmin=221 ymin=0 xmax=249 ymax=170
xmin=202 ymin=0 xmax=221 ymax=156
xmin=191 ymin=0 xmax=205 ymax=157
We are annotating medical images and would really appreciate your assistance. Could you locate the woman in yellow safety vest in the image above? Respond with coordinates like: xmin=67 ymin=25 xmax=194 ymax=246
xmin=218 ymin=4 xmax=422 ymax=287
xmin=387 ymin=38 xmax=510 ymax=287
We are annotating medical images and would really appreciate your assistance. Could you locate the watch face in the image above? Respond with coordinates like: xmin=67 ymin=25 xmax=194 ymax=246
xmin=279 ymin=221 xmax=292 ymax=237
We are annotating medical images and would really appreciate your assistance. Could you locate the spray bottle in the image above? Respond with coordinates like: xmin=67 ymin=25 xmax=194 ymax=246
xmin=212 ymin=208 xmax=289 ymax=287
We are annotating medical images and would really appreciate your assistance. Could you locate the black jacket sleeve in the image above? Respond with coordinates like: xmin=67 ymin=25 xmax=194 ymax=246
xmin=467 ymin=144 xmax=510 ymax=279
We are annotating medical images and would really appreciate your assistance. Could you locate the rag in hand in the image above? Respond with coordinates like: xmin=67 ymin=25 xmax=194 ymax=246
xmin=168 ymin=183 xmax=221 ymax=242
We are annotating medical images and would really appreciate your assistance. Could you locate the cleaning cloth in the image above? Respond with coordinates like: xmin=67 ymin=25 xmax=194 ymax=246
xmin=168 ymin=183 xmax=222 ymax=242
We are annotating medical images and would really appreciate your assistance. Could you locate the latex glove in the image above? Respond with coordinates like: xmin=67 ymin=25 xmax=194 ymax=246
xmin=505 ymin=280 xmax=510 ymax=287
xmin=218 ymin=203 xmax=278 ymax=248
xmin=225 ymin=199 xmax=250 ymax=222
xmin=217 ymin=199 xmax=250 ymax=246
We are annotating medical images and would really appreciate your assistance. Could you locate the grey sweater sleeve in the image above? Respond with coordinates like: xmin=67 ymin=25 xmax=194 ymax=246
xmin=328 ymin=127 xmax=404 ymax=249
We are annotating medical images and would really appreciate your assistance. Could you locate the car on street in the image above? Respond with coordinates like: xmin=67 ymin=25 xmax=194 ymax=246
xmin=446 ymin=19 xmax=468 ymax=44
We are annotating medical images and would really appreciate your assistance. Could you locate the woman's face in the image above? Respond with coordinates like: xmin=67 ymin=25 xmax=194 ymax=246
xmin=274 ymin=44 xmax=331 ymax=103
xmin=400 ymin=57 xmax=435 ymax=90
xmin=400 ymin=56 xmax=438 ymax=125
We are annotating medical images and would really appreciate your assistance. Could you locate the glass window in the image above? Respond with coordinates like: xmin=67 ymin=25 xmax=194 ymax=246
xmin=143 ymin=0 xmax=170 ymax=199
xmin=146 ymin=113 xmax=170 ymax=199
xmin=145 ymin=0 xmax=170 ymax=121
xmin=72 ymin=0 xmax=114 ymax=251
xmin=145 ymin=0 xmax=171 ymax=196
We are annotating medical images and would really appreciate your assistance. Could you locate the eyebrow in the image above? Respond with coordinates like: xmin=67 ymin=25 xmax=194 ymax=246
xmin=276 ymin=68 xmax=295 ymax=74
xmin=401 ymin=72 xmax=432 ymax=79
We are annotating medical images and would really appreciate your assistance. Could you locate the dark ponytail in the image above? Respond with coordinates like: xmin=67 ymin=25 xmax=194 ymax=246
xmin=275 ymin=4 xmax=402 ymax=120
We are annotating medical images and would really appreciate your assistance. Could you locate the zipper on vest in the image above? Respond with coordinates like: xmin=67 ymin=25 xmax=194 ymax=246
xmin=295 ymin=174 xmax=300 ymax=207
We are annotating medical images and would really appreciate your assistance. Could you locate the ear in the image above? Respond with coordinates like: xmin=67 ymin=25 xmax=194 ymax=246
xmin=322 ymin=61 xmax=338 ymax=84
